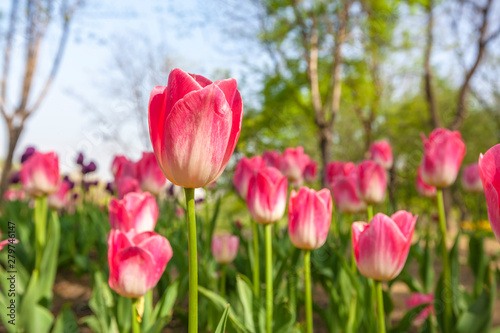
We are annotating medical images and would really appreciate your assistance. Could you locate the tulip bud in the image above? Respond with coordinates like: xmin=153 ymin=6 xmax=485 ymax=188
xmin=369 ymin=140 xmax=393 ymax=170
xmin=420 ymin=128 xmax=466 ymax=188
xmin=262 ymin=150 xmax=281 ymax=169
xmin=416 ymin=167 xmax=436 ymax=197
xmin=461 ymin=163 xmax=482 ymax=193
xmin=108 ymin=229 xmax=172 ymax=298
xmin=247 ymin=167 xmax=288 ymax=224
xmin=48 ymin=181 xmax=72 ymax=210
xmin=148 ymin=68 xmax=243 ymax=188
xmin=233 ymin=156 xmax=266 ymax=199
xmin=326 ymin=161 xmax=355 ymax=188
xmin=303 ymin=161 xmax=318 ymax=183
xmin=211 ymin=234 xmax=239 ymax=264
xmin=109 ymin=192 xmax=158 ymax=233
xmin=136 ymin=152 xmax=166 ymax=196
xmin=288 ymin=187 xmax=332 ymax=250
xmin=279 ymin=147 xmax=310 ymax=182
xmin=406 ymin=293 xmax=434 ymax=326
xmin=478 ymin=144 xmax=500 ymax=241
xmin=352 ymin=211 xmax=417 ymax=281
xmin=357 ymin=160 xmax=387 ymax=205
xmin=20 ymin=151 xmax=60 ymax=197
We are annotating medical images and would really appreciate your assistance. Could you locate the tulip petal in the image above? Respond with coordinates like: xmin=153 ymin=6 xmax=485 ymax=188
xmin=148 ymin=86 xmax=169 ymax=173
xmin=136 ymin=234 xmax=173 ymax=283
xmin=352 ymin=222 xmax=369 ymax=261
xmin=483 ymin=182 xmax=500 ymax=240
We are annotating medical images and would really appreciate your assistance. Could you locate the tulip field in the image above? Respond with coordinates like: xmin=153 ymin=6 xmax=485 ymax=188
xmin=1 ymin=66 xmax=500 ymax=333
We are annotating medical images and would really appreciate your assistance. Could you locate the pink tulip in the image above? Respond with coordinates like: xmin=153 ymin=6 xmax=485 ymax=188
xmin=288 ymin=187 xmax=332 ymax=250
xmin=48 ymin=181 xmax=72 ymax=210
xmin=211 ymin=234 xmax=240 ymax=264
xmin=20 ymin=151 xmax=59 ymax=197
xmin=332 ymin=177 xmax=366 ymax=214
xmin=461 ymin=163 xmax=483 ymax=193
xmin=262 ymin=150 xmax=281 ymax=169
xmin=117 ymin=177 xmax=141 ymax=199
xmin=233 ymin=156 xmax=266 ymax=199
xmin=247 ymin=167 xmax=288 ymax=224
xmin=357 ymin=160 xmax=387 ymax=205
xmin=136 ymin=152 xmax=166 ymax=196
xmin=108 ymin=229 xmax=172 ymax=298
xmin=109 ymin=192 xmax=158 ymax=233
xmin=416 ymin=167 xmax=437 ymax=197
xmin=279 ymin=147 xmax=310 ymax=182
xmin=326 ymin=161 xmax=356 ymax=188
xmin=112 ymin=155 xmax=137 ymax=181
xmin=421 ymin=128 xmax=466 ymax=187
xmin=0 ymin=230 xmax=18 ymax=251
xmin=352 ymin=211 xmax=417 ymax=281
xmin=3 ymin=189 xmax=25 ymax=201
xmin=369 ymin=140 xmax=393 ymax=169
xmin=406 ymin=293 xmax=434 ymax=325
xmin=303 ymin=161 xmax=318 ymax=183
xmin=478 ymin=144 xmax=500 ymax=241
xmin=148 ymin=68 xmax=243 ymax=188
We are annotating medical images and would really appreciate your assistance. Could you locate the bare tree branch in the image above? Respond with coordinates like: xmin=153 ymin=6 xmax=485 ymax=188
xmin=423 ymin=0 xmax=440 ymax=128
xmin=0 ymin=0 xmax=19 ymax=120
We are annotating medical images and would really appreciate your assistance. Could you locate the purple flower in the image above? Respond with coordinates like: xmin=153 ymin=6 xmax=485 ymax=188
xmin=9 ymin=171 xmax=20 ymax=184
xmin=20 ymin=146 xmax=36 ymax=164
xmin=76 ymin=152 xmax=85 ymax=165
xmin=82 ymin=161 xmax=97 ymax=174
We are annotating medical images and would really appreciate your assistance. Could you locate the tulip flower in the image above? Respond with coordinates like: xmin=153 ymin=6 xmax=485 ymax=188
xmin=9 ymin=171 xmax=20 ymax=184
xmin=109 ymin=192 xmax=158 ymax=233
xmin=326 ymin=161 xmax=355 ymax=188
xmin=211 ymin=234 xmax=240 ymax=264
xmin=108 ymin=229 xmax=172 ymax=298
xmin=112 ymin=155 xmax=137 ymax=182
xmin=82 ymin=161 xmax=97 ymax=174
xmin=233 ymin=156 xmax=266 ymax=199
xmin=279 ymin=146 xmax=310 ymax=183
xmin=262 ymin=150 xmax=281 ymax=169
xmin=3 ymin=189 xmax=25 ymax=202
xmin=420 ymin=128 xmax=466 ymax=188
xmin=76 ymin=152 xmax=84 ymax=165
xmin=117 ymin=177 xmax=141 ymax=199
xmin=247 ymin=167 xmax=288 ymax=224
xmin=136 ymin=152 xmax=167 ymax=196
xmin=148 ymin=68 xmax=243 ymax=189
xmin=20 ymin=151 xmax=59 ymax=197
xmin=357 ymin=160 xmax=387 ymax=205
xmin=0 ymin=230 xmax=18 ymax=251
xmin=478 ymin=143 xmax=500 ymax=241
xmin=48 ymin=181 xmax=72 ymax=210
xmin=461 ymin=163 xmax=483 ymax=193
xmin=303 ymin=161 xmax=318 ymax=183
xmin=416 ymin=166 xmax=436 ymax=197
xmin=369 ymin=140 xmax=393 ymax=170
xmin=331 ymin=175 xmax=366 ymax=214
xmin=352 ymin=211 xmax=417 ymax=281
xmin=406 ymin=293 xmax=434 ymax=325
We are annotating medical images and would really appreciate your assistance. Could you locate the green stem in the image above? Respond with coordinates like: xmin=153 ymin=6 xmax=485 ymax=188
xmin=252 ymin=220 xmax=260 ymax=297
xmin=374 ymin=281 xmax=386 ymax=333
xmin=437 ymin=189 xmax=451 ymax=333
xmin=304 ymin=250 xmax=313 ymax=333
xmin=220 ymin=264 xmax=226 ymax=298
xmin=34 ymin=196 xmax=48 ymax=270
xmin=131 ymin=298 xmax=140 ymax=333
xmin=265 ymin=224 xmax=273 ymax=333
xmin=184 ymin=188 xmax=198 ymax=333
xmin=350 ymin=224 xmax=357 ymax=274
xmin=367 ymin=205 xmax=374 ymax=222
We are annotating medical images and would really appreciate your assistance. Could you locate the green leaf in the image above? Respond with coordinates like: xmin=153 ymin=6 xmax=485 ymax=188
xmin=214 ymin=304 xmax=230 ymax=333
xmin=38 ymin=211 xmax=61 ymax=304
xmin=52 ymin=305 xmax=79 ymax=333
xmin=236 ymin=275 xmax=256 ymax=332
xmin=389 ymin=303 xmax=430 ymax=333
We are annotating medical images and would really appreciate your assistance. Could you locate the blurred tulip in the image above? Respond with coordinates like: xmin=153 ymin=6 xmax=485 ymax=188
xmin=0 ymin=230 xmax=18 ymax=251
xmin=82 ymin=161 xmax=97 ymax=174
xmin=166 ymin=182 xmax=182 ymax=199
xmin=303 ymin=161 xmax=318 ymax=183
xmin=112 ymin=155 xmax=137 ymax=181
xmin=279 ymin=147 xmax=310 ymax=183
xmin=3 ymin=189 xmax=25 ymax=202
xmin=9 ymin=171 xmax=20 ymax=184
xmin=406 ymin=293 xmax=434 ymax=325
xmin=136 ymin=152 xmax=167 ymax=196
xmin=331 ymin=165 xmax=366 ymax=214
xmin=461 ymin=163 xmax=483 ymax=193
xmin=357 ymin=160 xmax=387 ymax=205
xmin=82 ymin=180 xmax=99 ymax=192
xmin=326 ymin=161 xmax=355 ymax=188
xmin=233 ymin=156 xmax=266 ymax=199
xmin=117 ymin=177 xmax=141 ymax=199
xmin=369 ymin=140 xmax=393 ymax=170
xmin=288 ymin=187 xmax=332 ymax=250
xmin=108 ymin=229 xmax=172 ymax=298
xmin=20 ymin=146 xmax=36 ymax=164
xmin=416 ymin=167 xmax=436 ymax=197
xmin=149 ymin=68 xmax=243 ymax=188
xmin=247 ymin=167 xmax=287 ymax=224
xmin=262 ymin=150 xmax=281 ymax=169
xmin=175 ymin=207 xmax=185 ymax=217
xmin=105 ymin=182 xmax=115 ymax=195
xmin=48 ymin=181 xmax=72 ymax=210
xmin=20 ymin=151 xmax=59 ymax=197
xmin=352 ymin=211 xmax=417 ymax=281
xmin=63 ymin=175 xmax=75 ymax=189
xmin=211 ymin=233 xmax=240 ymax=264
xmin=421 ymin=128 xmax=466 ymax=187
xmin=478 ymin=144 xmax=500 ymax=241
xmin=76 ymin=152 xmax=84 ymax=165
xmin=109 ymin=192 xmax=158 ymax=233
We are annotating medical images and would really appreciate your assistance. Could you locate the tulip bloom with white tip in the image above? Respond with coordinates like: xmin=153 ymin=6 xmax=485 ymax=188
xmin=288 ymin=187 xmax=332 ymax=250
xmin=478 ymin=144 xmax=500 ymax=241
xmin=108 ymin=229 xmax=172 ymax=298
xmin=247 ymin=167 xmax=288 ymax=224
xmin=149 ymin=68 xmax=243 ymax=188
xmin=420 ymin=128 xmax=466 ymax=188
xmin=262 ymin=150 xmax=281 ymax=169
xmin=369 ymin=140 xmax=393 ymax=170
xmin=109 ymin=192 xmax=158 ymax=233
xmin=48 ymin=181 xmax=72 ymax=210
xmin=233 ymin=156 xmax=266 ymax=199
xmin=211 ymin=234 xmax=240 ymax=264
xmin=303 ymin=161 xmax=318 ymax=183
xmin=352 ymin=211 xmax=417 ymax=281
xmin=461 ymin=163 xmax=483 ymax=193
xmin=357 ymin=160 xmax=387 ymax=205
xmin=416 ymin=166 xmax=436 ymax=198
xmin=326 ymin=161 xmax=355 ymax=188
xmin=136 ymin=152 xmax=167 ymax=196
xmin=279 ymin=147 xmax=310 ymax=183
xmin=20 ymin=151 xmax=60 ymax=197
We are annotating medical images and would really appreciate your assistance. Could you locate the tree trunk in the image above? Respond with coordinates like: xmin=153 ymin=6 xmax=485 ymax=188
xmin=320 ymin=125 xmax=333 ymax=188
xmin=0 ymin=125 xmax=22 ymax=202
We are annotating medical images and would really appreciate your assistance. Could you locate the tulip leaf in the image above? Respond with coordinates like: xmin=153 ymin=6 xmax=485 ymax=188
xmin=236 ymin=274 xmax=256 ymax=332
xmin=38 ymin=211 xmax=61 ymax=304
xmin=389 ymin=303 xmax=429 ymax=333
xmin=214 ymin=304 xmax=230 ymax=333
xmin=52 ymin=304 xmax=79 ymax=333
